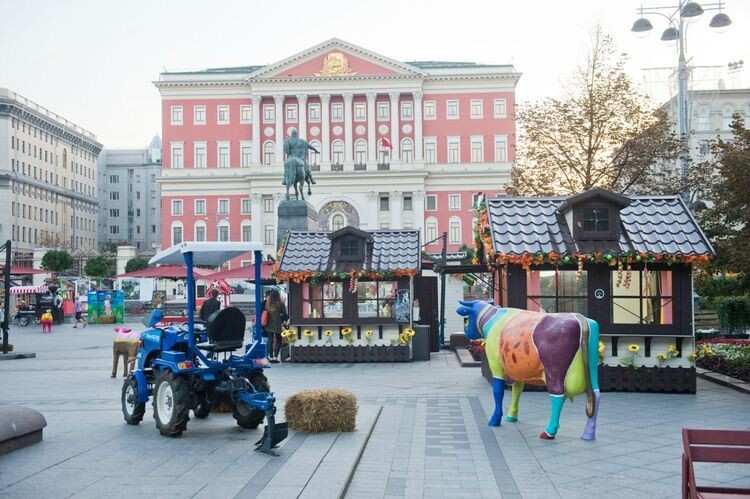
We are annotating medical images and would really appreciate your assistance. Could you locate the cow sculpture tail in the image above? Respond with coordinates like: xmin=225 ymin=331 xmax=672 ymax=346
xmin=577 ymin=314 xmax=596 ymax=419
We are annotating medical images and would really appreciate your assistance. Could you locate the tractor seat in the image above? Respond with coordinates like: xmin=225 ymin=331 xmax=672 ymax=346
xmin=196 ymin=307 xmax=246 ymax=353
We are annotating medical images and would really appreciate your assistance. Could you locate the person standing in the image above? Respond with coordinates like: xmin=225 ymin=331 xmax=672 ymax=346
xmin=263 ymin=290 xmax=287 ymax=363
xmin=199 ymin=289 xmax=221 ymax=321
xmin=40 ymin=309 xmax=53 ymax=333
xmin=73 ymin=296 xmax=87 ymax=328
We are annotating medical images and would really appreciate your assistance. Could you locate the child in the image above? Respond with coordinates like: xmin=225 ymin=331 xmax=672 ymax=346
xmin=41 ymin=309 xmax=53 ymax=333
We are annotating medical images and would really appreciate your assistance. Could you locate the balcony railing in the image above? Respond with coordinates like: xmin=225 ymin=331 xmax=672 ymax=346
xmin=330 ymin=163 xmax=343 ymax=172
xmin=354 ymin=163 xmax=366 ymax=171
xmin=377 ymin=163 xmax=390 ymax=171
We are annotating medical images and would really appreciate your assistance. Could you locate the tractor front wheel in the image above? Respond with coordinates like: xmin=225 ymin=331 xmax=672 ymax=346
xmin=153 ymin=370 xmax=190 ymax=437
xmin=233 ymin=372 xmax=270 ymax=429
xmin=122 ymin=376 xmax=145 ymax=425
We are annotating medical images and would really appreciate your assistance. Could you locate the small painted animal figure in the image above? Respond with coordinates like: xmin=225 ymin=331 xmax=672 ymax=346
xmin=456 ymin=300 xmax=601 ymax=440
xmin=112 ymin=327 xmax=141 ymax=378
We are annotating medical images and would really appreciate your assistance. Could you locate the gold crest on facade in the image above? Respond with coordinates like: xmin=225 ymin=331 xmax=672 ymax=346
xmin=316 ymin=52 xmax=357 ymax=76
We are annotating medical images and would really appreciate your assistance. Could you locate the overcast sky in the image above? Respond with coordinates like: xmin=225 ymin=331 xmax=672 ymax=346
xmin=1 ymin=0 xmax=748 ymax=148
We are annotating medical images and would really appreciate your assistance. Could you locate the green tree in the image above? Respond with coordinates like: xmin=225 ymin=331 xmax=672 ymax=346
xmin=84 ymin=256 xmax=115 ymax=285
xmin=511 ymin=26 xmax=688 ymax=196
xmin=125 ymin=257 xmax=150 ymax=274
xmin=41 ymin=250 xmax=74 ymax=278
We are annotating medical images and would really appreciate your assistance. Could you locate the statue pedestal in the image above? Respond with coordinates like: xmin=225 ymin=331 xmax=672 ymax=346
xmin=277 ymin=200 xmax=318 ymax=249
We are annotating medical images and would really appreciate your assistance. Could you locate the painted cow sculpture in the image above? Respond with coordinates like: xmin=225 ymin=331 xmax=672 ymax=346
xmin=456 ymin=300 xmax=601 ymax=440
xmin=112 ymin=327 xmax=141 ymax=378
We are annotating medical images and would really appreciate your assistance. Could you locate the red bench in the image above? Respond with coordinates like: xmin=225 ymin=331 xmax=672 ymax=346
xmin=682 ymin=428 xmax=750 ymax=499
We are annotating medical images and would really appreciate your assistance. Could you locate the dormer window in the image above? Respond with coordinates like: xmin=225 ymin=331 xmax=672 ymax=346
xmin=340 ymin=237 xmax=360 ymax=260
xmin=560 ymin=188 xmax=631 ymax=241
xmin=582 ymin=207 xmax=610 ymax=232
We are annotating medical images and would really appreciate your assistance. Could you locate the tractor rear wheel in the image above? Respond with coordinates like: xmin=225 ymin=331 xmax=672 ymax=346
xmin=233 ymin=372 xmax=270 ymax=429
xmin=18 ymin=316 xmax=29 ymax=327
xmin=122 ymin=376 xmax=145 ymax=425
xmin=153 ymin=370 xmax=190 ymax=437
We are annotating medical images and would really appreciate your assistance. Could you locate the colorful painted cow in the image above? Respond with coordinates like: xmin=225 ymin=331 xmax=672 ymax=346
xmin=112 ymin=327 xmax=141 ymax=378
xmin=456 ymin=300 xmax=601 ymax=440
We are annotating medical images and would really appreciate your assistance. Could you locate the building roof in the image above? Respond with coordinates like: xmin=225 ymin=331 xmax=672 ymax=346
xmin=405 ymin=61 xmax=513 ymax=70
xmin=278 ymin=230 xmax=421 ymax=273
xmin=486 ymin=194 xmax=714 ymax=257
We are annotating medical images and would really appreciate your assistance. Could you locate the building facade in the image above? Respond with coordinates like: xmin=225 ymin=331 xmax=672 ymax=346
xmin=0 ymin=88 xmax=101 ymax=265
xmin=156 ymin=39 xmax=519 ymax=263
xmin=98 ymin=136 xmax=163 ymax=253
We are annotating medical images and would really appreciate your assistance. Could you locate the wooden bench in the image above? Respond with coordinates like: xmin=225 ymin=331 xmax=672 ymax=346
xmin=694 ymin=310 xmax=722 ymax=331
xmin=682 ymin=428 xmax=750 ymax=498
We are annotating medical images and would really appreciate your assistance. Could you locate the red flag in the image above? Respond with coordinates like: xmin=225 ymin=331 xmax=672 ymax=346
xmin=380 ymin=137 xmax=393 ymax=150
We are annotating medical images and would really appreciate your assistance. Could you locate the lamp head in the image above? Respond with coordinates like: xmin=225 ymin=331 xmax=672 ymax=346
xmin=661 ymin=26 xmax=680 ymax=43
xmin=681 ymin=2 xmax=704 ymax=19
xmin=710 ymin=12 xmax=732 ymax=33
xmin=631 ymin=17 xmax=653 ymax=34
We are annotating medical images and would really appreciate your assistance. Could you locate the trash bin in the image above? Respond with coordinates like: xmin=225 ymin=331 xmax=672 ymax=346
xmin=412 ymin=325 xmax=430 ymax=361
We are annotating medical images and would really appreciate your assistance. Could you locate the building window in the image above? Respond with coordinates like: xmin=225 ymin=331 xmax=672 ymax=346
xmin=263 ymin=141 xmax=275 ymax=165
xmin=240 ymin=105 xmax=252 ymax=124
xmin=423 ymin=101 xmax=436 ymax=120
xmin=110 ymin=226 xmax=120 ymax=235
xmin=242 ymin=223 xmax=252 ymax=242
xmin=218 ymin=199 xmax=229 ymax=214
xmin=426 ymin=217 xmax=437 ymax=242
xmin=471 ymin=137 xmax=484 ymax=163
xmin=494 ymin=136 xmax=508 ymax=162
xmin=171 ymin=199 xmax=183 ymax=215
xmin=286 ymin=104 xmax=298 ymax=122
xmin=309 ymin=141 xmax=321 ymax=166
xmin=354 ymin=140 xmax=367 ymax=165
xmin=721 ymin=104 xmax=734 ymax=129
xmin=264 ymin=225 xmax=275 ymax=245
xmin=332 ymin=140 xmax=344 ymax=165
xmin=171 ymin=106 xmax=183 ymax=125
xmin=449 ymin=217 xmax=461 ymax=243
xmin=354 ymin=102 xmax=366 ymax=121
xmin=263 ymin=196 xmax=273 ymax=213
xmin=194 ymin=105 xmax=206 ymax=125
xmin=356 ymin=281 xmax=397 ymax=318
xmin=172 ymin=223 xmax=183 ymax=245
xmin=401 ymin=139 xmax=413 ymax=163
xmin=447 ymin=138 xmax=460 ymax=163
xmin=241 ymin=198 xmax=251 ymax=214
xmin=331 ymin=102 xmax=344 ymax=122
xmin=425 ymin=195 xmax=437 ymax=211
xmin=582 ymin=207 xmax=610 ymax=232
xmin=217 ymin=105 xmax=229 ymax=124
xmin=494 ymin=99 xmax=507 ymax=118
xmin=447 ymin=100 xmax=459 ymax=119
xmin=308 ymin=103 xmax=321 ymax=122
xmin=194 ymin=199 xmax=206 ymax=215
xmin=171 ymin=143 xmax=184 ymax=169
xmin=401 ymin=101 xmax=413 ymax=120
xmin=449 ymin=194 xmax=461 ymax=211
xmin=611 ymin=270 xmax=673 ymax=324
xmin=195 ymin=223 xmax=206 ymax=242
xmin=377 ymin=102 xmax=389 ymax=121
xmin=302 ymin=282 xmax=343 ymax=319
xmin=527 ymin=270 xmax=587 ymax=315
xmin=424 ymin=138 xmax=436 ymax=164
xmin=194 ymin=142 xmax=207 ymax=168
xmin=109 ymin=175 xmax=119 ymax=183
xmin=331 ymin=214 xmax=345 ymax=231
xmin=214 ymin=142 xmax=229 ymax=168
xmin=109 ymin=209 xmax=119 ymax=217
xmin=218 ymin=223 xmax=230 ymax=242
xmin=241 ymin=142 xmax=252 ymax=167
xmin=379 ymin=193 xmax=389 ymax=211
xmin=403 ymin=194 xmax=413 ymax=211
xmin=263 ymin=105 xmax=275 ymax=123
xmin=470 ymin=99 xmax=483 ymax=119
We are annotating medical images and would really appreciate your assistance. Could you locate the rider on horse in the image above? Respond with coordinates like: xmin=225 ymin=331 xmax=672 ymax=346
xmin=283 ymin=128 xmax=319 ymax=199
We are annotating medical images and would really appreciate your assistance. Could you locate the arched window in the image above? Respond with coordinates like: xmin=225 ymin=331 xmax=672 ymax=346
xmin=241 ymin=220 xmax=252 ymax=242
xmin=171 ymin=221 xmax=183 ymax=245
xmin=721 ymin=104 xmax=735 ymax=130
xmin=331 ymin=213 xmax=346 ymax=231
xmin=401 ymin=139 xmax=413 ymax=163
xmin=332 ymin=140 xmax=344 ymax=165
xmin=217 ymin=220 xmax=230 ymax=242
xmin=263 ymin=141 xmax=275 ymax=165
xmin=354 ymin=140 xmax=367 ymax=165
xmin=426 ymin=217 xmax=438 ymax=243
xmin=194 ymin=220 xmax=206 ymax=242
xmin=449 ymin=216 xmax=462 ymax=244
xmin=309 ymin=140 xmax=321 ymax=166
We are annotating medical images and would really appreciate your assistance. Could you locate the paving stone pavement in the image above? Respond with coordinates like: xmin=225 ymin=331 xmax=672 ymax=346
xmin=0 ymin=321 xmax=749 ymax=498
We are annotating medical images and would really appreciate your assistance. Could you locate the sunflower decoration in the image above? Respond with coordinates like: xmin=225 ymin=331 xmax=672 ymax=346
xmin=598 ymin=341 xmax=606 ymax=364
xmin=303 ymin=329 xmax=315 ymax=344
xmin=667 ymin=344 xmax=679 ymax=358
xmin=404 ymin=327 xmax=416 ymax=340
xmin=399 ymin=333 xmax=408 ymax=345
xmin=628 ymin=344 xmax=640 ymax=353
xmin=341 ymin=326 xmax=354 ymax=344
xmin=281 ymin=329 xmax=297 ymax=344
xmin=656 ymin=353 xmax=668 ymax=367
xmin=620 ymin=343 xmax=640 ymax=367
xmin=364 ymin=330 xmax=374 ymax=345
xmin=324 ymin=329 xmax=334 ymax=345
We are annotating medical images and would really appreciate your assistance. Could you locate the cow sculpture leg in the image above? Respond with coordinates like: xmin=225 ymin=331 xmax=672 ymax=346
xmin=581 ymin=318 xmax=601 ymax=441
xmin=489 ymin=377 xmax=505 ymax=426
xmin=541 ymin=395 xmax=566 ymax=439
xmin=505 ymin=382 xmax=524 ymax=422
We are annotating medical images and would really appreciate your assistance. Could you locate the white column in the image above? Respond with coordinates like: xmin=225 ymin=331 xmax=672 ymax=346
xmin=390 ymin=191 xmax=402 ymax=229
xmin=297 ymin=94 xmax=308 ymax=140
xmin=366 ymin=92 xmax=377 ymax=164
xmin=274 ymin=95 xmax=284 ymax=164
xmin=251 ymin=193 xmax=262 ymax=248
xmin=413 ymin=91 xmax=423 ymax=161
xmin=414 ymin=191 xmax=425 ymax=244
xmin=389 ymin=92 xmax=400 ymax=161
xmin=320 ymin=94 xmax=331 ymax=163
xmin=366 ymin=191 xmax=379 ymax=229
xmin=251 ymin=95 xmax=262 ymax=164
xmin=343 ymin=93 xmax=353 ymax=164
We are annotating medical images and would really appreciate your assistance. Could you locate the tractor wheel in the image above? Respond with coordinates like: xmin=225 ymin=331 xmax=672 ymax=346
xmin=233 ymin=372 xmax=270 ymax=429
xmin=153 ymin=370 xmax=190 ymax=437
xmin=193 ymin=395 xmax=210 ymax=419
xmin=122 ymin=376 xmax=145 ymax=425
xmin=33 ymin=316 xmax=41 ymax=325
xmin=18 ymin=316 xmax=29 ymax=327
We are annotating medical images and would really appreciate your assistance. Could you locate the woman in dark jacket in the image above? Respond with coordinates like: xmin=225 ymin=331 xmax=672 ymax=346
xmin=264 ymin=290 xmax=287 ymax=363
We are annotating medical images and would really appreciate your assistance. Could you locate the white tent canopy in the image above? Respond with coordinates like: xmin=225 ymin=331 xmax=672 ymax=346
xmin=149 ymin=242 xmax=264 ymax=267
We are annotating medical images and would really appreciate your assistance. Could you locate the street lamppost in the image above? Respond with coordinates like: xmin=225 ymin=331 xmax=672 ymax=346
xmin=631 ymin=1 xmax=732 ymax=199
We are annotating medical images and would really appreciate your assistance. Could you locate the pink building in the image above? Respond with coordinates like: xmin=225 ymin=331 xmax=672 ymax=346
xmin=155 ymin=38 xmax=519 ymax=264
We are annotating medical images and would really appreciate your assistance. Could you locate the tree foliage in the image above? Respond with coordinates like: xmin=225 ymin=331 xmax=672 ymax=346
xmin=84 ymin=256 xmax=115 ymax=279
xmin=125 ymin=257 xmax=150 ymax=274
xmin=511 ymin=26 xmax=689 ymax=196
xmin=41 ymin=250 xmax=74 ymax=274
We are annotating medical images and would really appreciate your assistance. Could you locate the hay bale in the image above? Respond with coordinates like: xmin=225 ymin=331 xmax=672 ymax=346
xmin=285 ymin=388 xmax=357 ymax=433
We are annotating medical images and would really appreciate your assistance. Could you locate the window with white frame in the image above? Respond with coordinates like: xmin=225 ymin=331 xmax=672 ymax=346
xmin=241 ymin=198 xmax=251 ymax=214
xmin=696 ymin=105 xmax=711 ymax=130
xmin=217 ymin=141 xmax=230 ymax=168
xmin=447 ymin=137 xmax=460 ymax=163
xmin=423 ymin=101 xmax=436 ymax=120
xmin=286 ymin=104 xmax=298 ymax=122
xmin=263 ymin=104 xmax=275 ymax=123
xmin=449 ymin=194 xmax=461 ymax=211
xmin=494 ymin=135 xmax=508 ymax=162
xmin=217 ymin=221 xmax=230 ymax=242
xmin=263 ymin=141 xmax=275 ymax=165
xmin=171 ymin=199 xmax=183 ymax=215
xmin=218 ymin=199 xmax=229 ymax=214
xmin=449 ymin=217 xmax=462 ymax=243
xmin=425 ymin=194 xmax=437 ymax=211
xmin=217 ymin=105 xmax=229 ymax=124
xmin=377 ymin=102 xmax=389 ymax=120
xmin=263 ymin=195 xmax=273 ymax=213
xmin=171 ymin=142 xmax=184 ymax=169
xmin=355 ymin=140 xmax=367 ymax=165
xmin=241 ymin=222 xmax=252 ymax=242
xmin=171 ymin=106 xmax=183 ymax=125
xmin=194 ymin=222 xmax=206 ymax=242
xmin=241 ymin=142 xmax=252 ymax=167
xmin=447 ymin=100 xmax=459 ymax=119
xmin=331 ymin=102 xmax=344 ymax=122
xmin=470 ymin=137 xmax=484 ymax=163
xmin=332 ymin=140 xmax=344 ymax=165
xmin=426 ymin=217 xmax=438 ymax=242
xmin=493 ymin=99 xmax=507 ymax=118
xmin=470 ymin=100 xmax=483 ymax=119
xmin=193 ymin=105 xmax=206 ymax=125
xmin=424 ymin=138 xmax=437 ymax=164
xmin=354 ymin=102 xmax=366 ymax=121
xmin=309 ymin=140 xmax=321 ymax=166
xmin=308 ymin=103 xmax=321 ymax=122
xmin=194 ymin=142 xmax=207 ymax=168
xmin=401 ymin=139 xmax=413 ymax=163
xmin=721 ymin=104 xmax=734 ymax=129
xmin=172 ymin=223 xmax=183 ymax=245
xmin=379 ymin=193 xmax=389 ymax=211
xmin=264 ymin=225 xmax=275 ymax=245
xmin=240 ymin=105 xmax=252 ymax=123
xmin=194 ymin=199 xmax=206 ymax=215
xmin=401 ymin=101 xmax=413 ymax=120
xmin=403 ymin=194 xmax=412 ymax=211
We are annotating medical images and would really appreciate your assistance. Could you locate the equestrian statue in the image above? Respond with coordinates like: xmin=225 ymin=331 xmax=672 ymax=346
xmin=283 ymin=128 xmax=319 ymax=200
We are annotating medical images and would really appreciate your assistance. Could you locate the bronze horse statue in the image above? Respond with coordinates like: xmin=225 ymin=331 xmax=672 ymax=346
xmin=283 ymin=128 xmax=318 ymax=200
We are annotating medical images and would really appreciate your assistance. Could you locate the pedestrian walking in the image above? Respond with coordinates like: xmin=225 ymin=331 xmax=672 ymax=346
xmin=73 ymin=296 xmax=87 ymax=328
xmin=262 ymin=290 xmax=287 ymax=363
xmin=41 ymin=309 xmax=53 ymax=333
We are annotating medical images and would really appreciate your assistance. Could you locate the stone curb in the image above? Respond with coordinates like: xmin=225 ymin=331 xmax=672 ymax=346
xmin=696 ymin=367 xmax=750 ymax=394
xmin=455 ymin=347 xmax=481 ymax=367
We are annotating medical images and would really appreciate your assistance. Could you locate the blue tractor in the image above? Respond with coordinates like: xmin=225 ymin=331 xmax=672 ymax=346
xmin=120 ymin=242 xmax=287 ymax=454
